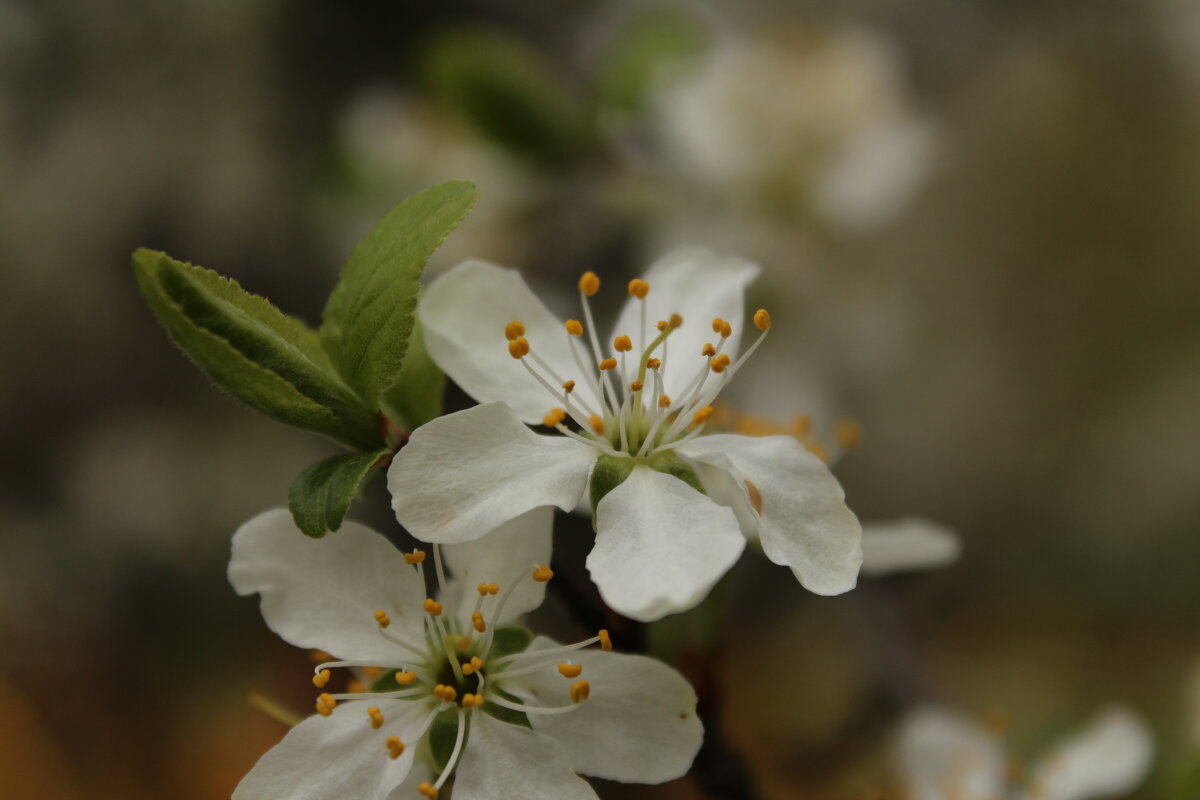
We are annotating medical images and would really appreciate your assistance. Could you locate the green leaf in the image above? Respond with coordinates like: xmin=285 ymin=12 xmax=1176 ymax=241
xmin=380 ymin=315 xmax=445 ymax=430
xmin=288 ymin=448 xmax=391 ymax=537
xmin=424 ymin=32 xmax=589 ymax=165
xmin=320 ymin=182 xmax=478 ymax=409
xmin=131 ymin=249 xmax=382 ymax=449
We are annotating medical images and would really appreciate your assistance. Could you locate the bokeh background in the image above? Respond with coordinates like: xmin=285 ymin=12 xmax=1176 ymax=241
xmin=2 ymin=0 xmax=1198 ymax=797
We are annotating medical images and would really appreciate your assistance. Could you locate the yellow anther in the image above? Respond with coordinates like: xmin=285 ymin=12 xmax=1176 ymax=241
xmin=363 ymin=666 xmax=383 ymax=679
xmin=710 ymin=354 xmax=731 ymax=373
xmin=598 ymin=629 xmax=612 ymax=650
xmin=385 ymin=735 xmax=404 ymax=758
xmin=456 ymin=635 xmax=472 ymax=651
xmin=570 ymin=679 xmax=591 ymax=703
xmin=669 ymin=314 xmax=683 ymax=329
xmin=598 ymin=357 xmax=617 ymax=371
xmin=418 ymin=781 xmax=439 ymax=799
xmin=578 ymin=271 xmax=600 ymax=296
xmin=613 ymin=335 xmax=633 ymax=353
xmin=476 ymin=582 xmax=499 ymax=596
xmin=315 ymin=693 xmax=336 ymax=716
xmin=434 ymin=684 xmax=457 ymax=703
xmin=347 ymin=679 xmax=366 ymax=694
xmin=834 ymin=419 xmax=863 ymax=449
xmin=543 ymin=408 xmax=566 ymax=428
xmin=471 ymin=611 xmax=487 ymax=633
xmin=701 ymin=343 xmax=716 ymax=357
xmin=462 ymin=655 xmax=485 ymax=675
xmin=658 ymin=394 xmax=671 ymax=408
xmin=508 ymin=337 xmax=530 ymax=359
xmin=532 ymin=565 xmax=554 ymax=582
xmin=309 ymin=649 xmax=332 ymax=664
xmin=374 ymin=609 xmax=391 ymax=628
xmin=753 ymin=308 xmax=772 ymax=331
xmin=369 ymin=707 xmax=385 ymax=730
xmin=562 ymin=379 xmax=576 ymax=393
xmin=630 ymin=381 xmax=643 ymax=392
xmin=558 ymin=663 xmax=583 ymax=679
xmin=422 ymin=598 xmax=443 ymax=616
xmin=394 ymin=670 xmax=417 ymax=686
xmin=589 ymin=415 xmax=605 ymax=434
xmin=627 ymin=278 xmax=650 ymax=299
xmin=462 ymin=692 xmax=486 ymax=708
xmin=565 ymin=319 xmax=584 ymax=337
xmin=711 ymin=317 xmax=724 ymax=333
xmin=693 ymin=406 xmax=715 ymax=425
xmin=791 ymin=414 xmax=812 ymax=436
xmin=504 ymin=320 xmax=525 ymax=341
xmin=470 ymin=656 xmax=484 ymax=671
xmin=403 ymin=550 xmax=426 ymax=565
xmin=656 ymin=320 xmax=668 ymax=332
xmin=312 ymin=669 xmax=331 ymax=688
xmin=719 ymin=321 xmax=732 ymax=338
xmin=646 ymin=357 xmax=660 ymax=369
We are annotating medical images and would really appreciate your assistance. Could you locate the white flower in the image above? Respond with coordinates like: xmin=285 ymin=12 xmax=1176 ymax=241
xmin=897 ymin=706 xmax=1154 ymax=800
xmin=387 ymin=248 xmax=862 ymax=622
xmin=860 ymin=517 xmax=961 ymax=576
xmin=228 ymin=508 xmax=702 ymax=800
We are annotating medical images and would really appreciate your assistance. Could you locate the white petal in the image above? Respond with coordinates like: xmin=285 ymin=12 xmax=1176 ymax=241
xmin=503 ymin=636 xmax=703 ymax=783
xmin=588 ymin=466 xmax=744 ymax=622
xmin=1023 ymin=707 xmax=1153 ymax=800
xmin=388 ymin=402 xmax=594 ymax=544
xmin=440 ymin=506 xmax=554 ymax=624
xmin=896 ymin=707 xmax=1006 ymax=800
xmin=229 ymin=509 xmax=425 ymax=663
xmin=453 ymin=711 xmax=599 ymax=800
xmin=860 ymin=517 xmax=961 ymax=576
xmin=609 ymin=247 xmax=759 ymax=400
xmin=678 ymin=434 xmax=862 ymax=595
xmin=421 ymin=259 xmax=601 ymax=422
xmin=233 ymin=699 xmax=428 ymax=800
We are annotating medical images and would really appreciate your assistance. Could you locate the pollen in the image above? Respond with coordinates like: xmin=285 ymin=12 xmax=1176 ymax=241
xmin=753 ymin=308 xmax=772 ymax=331
xmin=508 ymin=337 xmax=530 ymax=359
xmin=614 ymin=335 xmax=633 ymax=352
xmin=599 ymin=629 xmax=613 ymax=651
xmin=710 ymin=354 xmax=731 ymax=373
xmin=562 ymin=379 xmax=576 ymax=393
xmin=418 ymin=782 xmax=439 ymax=799
xmin=656 ymin=320 xmax=668 ymax=331
xmin=312 ymin=669 xmax=331 ymax=688
xmin=719 ymin=321 xmax=732 ymax=338
xmin=434 ymin=685 xmax=457 ymax=703
xmin=658 ymin=394 xmax=671 ymax=408
xmin=363 ymin=667 xmax=383 ymax=679
xmin=630 ymin=380 xmax=643 ymax=392
xmin=565 ymin=319 xmax=584 ymax=337
xmin=504 ymin=320 xmax=525 ymax=341
xmin=456 ymin=636 xmax=472 ymax=651
xmin=374 ymin=609 xmax=391 ymax=628
xmin=646 ymin=357 xmax=660 ymax=369
xmin=532 ymin=565 xmax=554 ymax=582
xmin=578 ymin=271 xmax=600 ymax=296
xmin=669 ymin=313 xmax=683 ymax=329
xmin=462 ymin=656 xmax=485 ymax=675
xmin=627 ymin=278 xmax=650 ymax=298
xmin=315 ymin=693 xmax=336 ymax=716
xmin=477 ymin=582 xmax=499 ymax=596
xmin=589 ymin=415 xmax=605 ymax=434
xmin=701 ymin=343 xmax=716 ymax=357
xmin=403 ymin=550 xmax=426 ymax=565
xmin=422 ymin=598 xmax=443 ymax=616
xmin=471 ymin=611 xmax=487 ymax=633
xmin=711 ymin=317 xmax=724 ymax=333
xmin=462 ymin=693 xmax=485 ymax=708
xmin=395 ymin=670 xmax=417 ymax=686
xmin=385 ymin=735 xmax=404 ymax=758
xmin=598 ymin=357 xmax=617 ymax=371
xmin=570 ymin=679 xmax=591 ymax=703
xmin=557 ymin=663 xmax=583 ymax=679
xmin=347 ymin=679 xmax=365 ymax=693
xmin=369 ymin=707 xmax=385 ymax=730
xmin=543 ymin=408 xmax=566 ymax=428
xmin=693 ymin=406 xmax=715 ymax=425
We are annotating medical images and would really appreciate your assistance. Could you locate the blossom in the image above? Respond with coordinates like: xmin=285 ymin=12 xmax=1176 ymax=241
xmin=896 ymin=706 xmax=1153 ymax=800
xmin=859 ymin=517 xmax=961 ymax=576
xmin=388 ymin=248 xmax=862 ymax=622
xmin=228 ymin=507 xmax=702 ymax=800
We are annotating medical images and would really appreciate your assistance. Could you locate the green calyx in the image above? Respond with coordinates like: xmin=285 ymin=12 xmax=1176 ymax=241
xmin=588 ymin=450 xmax=705 ymax=519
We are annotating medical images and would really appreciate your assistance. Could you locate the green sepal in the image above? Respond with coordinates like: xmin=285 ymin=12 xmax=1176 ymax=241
xmin=589 ymin=455 xmax=636 ymax=515
xmin=131 ymin=248 xmax=382 ymax=450
xmin=379 ymin=315 xmax=445 ymax=430
xmin=320 ymin=181 xmax=478 ymax=409
xmin=428 ymin=707 xmax=465 ymax=772
xmin=646 ymin=450 xmax=705 ymax=494
xmin=487 ymin=625 xmax=534 ymax=660
xmin=481 ymin=686 xmax=532 ymax=730
xmin=288 ymin=448 xmax=391 ymax=537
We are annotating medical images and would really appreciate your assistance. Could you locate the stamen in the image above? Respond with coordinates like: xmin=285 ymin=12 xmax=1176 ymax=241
xmin=462 ymin=656 xmax=485 ymax=675
xmin=507 ymin=337 xmax=530 ymax=359
xmin=455 ymin=636 xmax=472 ymax=651
xmin=422 ymin=599 xmax=443 ymax=616
xmin=315 ymin=693 xmax=336 ymax=716
xmin=599 ymin=629 xmax=612 ymax=650
xmin=543 ymin=408 xmax=566 ymax=427
xmin=646 ymin=357 xmax=660 ymax=369
xmin=561 ymin=380 xmax=575 ymax=393
xmin=701 ymin=343 xmax=716 ymax=357
xmin=477 ymin=583 xmax=499 ymax=596
xmin=656 ymin=320 xmax=668 ymax=332
xmin=532 ymin=565 xmax=554 ymax=582
xmin=418 ymin=783 xmax=438 ymax=799
xmin=471 ymin=611 xmax=487 ymax=633
xmin=347 ymin=679 xmax=366 ymax=694
xmin=578 ymin=271 xmax=600 ymax=296
xmin=692 ymin=406 xmax=715 ymax=426
xmin=434 ymin=684 xmax=458 ymax=702
xmin=630 ymin=380 xmax=643 ymax=392
xmin=710 ymin=354 xmax=731 ymax=373
xmin=504 ymin=320 xmax=525 ymax=341
xmin=462 ymin=693 xmax=485 ymax=708
xmin=432 ymin=543 xmax=449 ymax=596
xmin=589 ymin=415 xmax=605 ymax=434
xmin=395 ymin=670 xmax=418 ymax=685
xmin=565 ymin=319 xmax=583 ymax=336
xmin=627 ymin=279 xmax=650 ymax=299
xmin=711 ymin=317 xmax=724 ymax=333
xmin=659 ymin=394 xmax=671 ymax=408
xmin=570 ymin=680 xmax=591 ymax=703
xmin=370 ymin=707 xmax=385 ymax=730
xmin=432 ymin=708 xmax=467 ymax=792
xmin=492 ymin=631 xmax=609 ymax=668
xmin=374 ymin=610 xmax=391 ymax=628
xmin=385 ymin=734 xmax=403 ymax=758
xmin=669 ymin=314 xmax=683 ymax=328
xmin=558 ymin=663 xmax=583 ymax=678
xmin=598 ymin=357 xmax=617 ymax=371
xmin=754 ymin=308 xmax=772 ymax=330
xmin=312 ymin=669 xmax=331 ymax=688
xmin=834 ymin=419 xmax=863 ymax=449
xmin=486 ymin=693 xmax=588 ymax=716
xmin=404 ymin=550 xmax=426 ymax=565
xmin=613 ymin=335 xmax=633 ymax=352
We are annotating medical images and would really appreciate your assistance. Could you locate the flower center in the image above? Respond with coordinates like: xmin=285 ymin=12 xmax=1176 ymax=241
xmin=505 ymin=271 xmax=772 ymax=461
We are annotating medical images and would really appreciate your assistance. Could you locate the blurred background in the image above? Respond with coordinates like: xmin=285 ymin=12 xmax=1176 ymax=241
xmin=2 ymin=0 xmax=1198 ymax=797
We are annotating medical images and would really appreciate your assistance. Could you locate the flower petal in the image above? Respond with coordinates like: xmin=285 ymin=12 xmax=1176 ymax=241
xmin=588 ymin=466 xmax=744 ymax=621
xmin=440 ymin=506 xmax=554 ymax=624
xmin=233 ymin=699 xmax=429 ymax=800
xmin=229 ymin=509 xmax=425 ymax=663
xmin=608 ymin=247 xmax=759 ymax=400
xmin=1023 ymin=707 xmax=1153 ymax=800
xmin=503 ymin=636 xmax=703 ymax=783
xmin=896 ymin=707 xmax=1006 ymax=800
xmin=421 ymin=259 xmax=602 ymax=422
xmin=388 ymin=402 xmax=594 ymax=544
xmin=860 ymin=517 xmax=961 ymax=576
xmin=678 ymin=434 xmax=862 ymax=595
xmin=453 ymin=711 xmax=599 ymax=800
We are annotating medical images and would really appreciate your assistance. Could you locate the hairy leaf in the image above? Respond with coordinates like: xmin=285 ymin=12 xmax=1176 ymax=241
xmin=288 ymin=448 xmax=391 ymax=537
